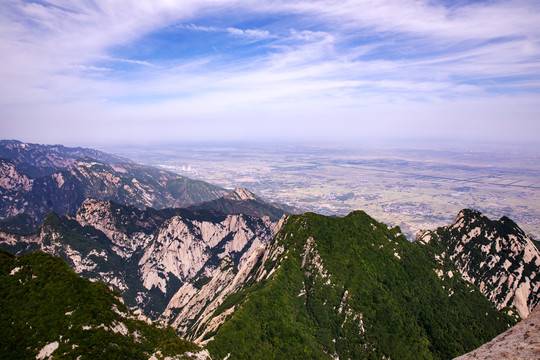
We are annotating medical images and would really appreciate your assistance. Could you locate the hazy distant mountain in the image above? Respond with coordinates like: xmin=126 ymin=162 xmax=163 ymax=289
xmin=0 ymin=249 xmax=206 ymax=359
xmin=0 ymin=139 xmax=128 ymax=176
xmin=0 ymin=198 xmax=279 ymax=317
xmin=0 ymin=140 xmax=228 ymax=224
xmin=188 ymin=187 xmax=302 ymax=221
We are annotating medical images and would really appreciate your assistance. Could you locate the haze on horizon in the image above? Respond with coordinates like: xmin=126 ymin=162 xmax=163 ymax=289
xmin=1 ymin=0 xmax=539 ymax=147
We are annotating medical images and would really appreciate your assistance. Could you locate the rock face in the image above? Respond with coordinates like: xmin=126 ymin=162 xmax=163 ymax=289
xmin=416 ymin=209 xmax=540 ymax=318
xmin=137 ymin=210 xmax=277 ymax=295
xmin=182 ymin=211 xmax=522 ymax=360
xmin=226 ymin=188 xmax=259 ymax=201
xmin=454 ymin=305 xmax=540 ymax=360
xmin=0 ymin=199 xmax=278 ymax=317
xmin=0 ymin=146 xmax=228 ymax=224
xmin=161 ymin=224 xmax=284 ymax=342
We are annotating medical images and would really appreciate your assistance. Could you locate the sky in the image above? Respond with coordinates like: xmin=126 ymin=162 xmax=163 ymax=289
xmin=0 ymin=0 xmax=539 ymax=146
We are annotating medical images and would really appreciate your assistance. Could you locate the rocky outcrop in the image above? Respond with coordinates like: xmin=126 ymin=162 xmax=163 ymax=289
xmin=188 ymin=187 xmax=299 ymax=221
xmin=454 ymin=305 xmax=540 ymax=360
xmin=138 ymin=212 xmax=277 ymax=294
xmin=226 ymin=188 xmax=259 ymax=201
xmin=161 ymin=244 xmax=270 ymax=342
xmin=0 ymin=199 xmax=277 ymax=318
xmin=417 ymin=209 xmax=540 ymax=318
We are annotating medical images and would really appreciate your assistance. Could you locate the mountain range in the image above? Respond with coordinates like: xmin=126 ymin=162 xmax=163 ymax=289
xmin=0 ymin=198 xmax=279 ymax=317
xmin=0 ymin=140 xmax=228 ymax=224
xmin=163 ymin=210 xmax=538 ymax=359
xmin=0 ymin=140 xmax=539 ymax=359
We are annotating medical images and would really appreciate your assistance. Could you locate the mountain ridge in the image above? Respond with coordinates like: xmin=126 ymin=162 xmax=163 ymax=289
xmin=192 ymin=210 xmax=524 ymax=359
xmin=416 ymin=208 xmax=540 ymax=318
xmin=188 ymin=187 xmax=301 ymax=221
xmin=2 ymin=203 xmax=538 ymax=358
xmin=1 ymin=140 xmax=539 ymax=359
xmin=0 ymin=248 xmax=207 ymax=360
xmin=0 ymin=198 xmax=279 ymax=317
xmin=0 ymin=140 xmax=229 ymax=224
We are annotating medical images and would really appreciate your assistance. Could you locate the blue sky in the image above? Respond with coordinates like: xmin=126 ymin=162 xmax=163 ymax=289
xmin=1 ymin=0 xmax=539 ymax=146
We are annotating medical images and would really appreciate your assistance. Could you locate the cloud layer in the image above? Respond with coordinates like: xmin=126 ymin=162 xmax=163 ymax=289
xmin=1 ymin=0 xmax=539 ymax=145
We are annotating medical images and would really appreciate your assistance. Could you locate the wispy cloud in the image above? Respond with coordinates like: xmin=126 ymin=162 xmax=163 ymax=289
xmin=0 ymin=0 xmax=539 ymax=144
xmin=109 ymin=58 xmax=158 ymax=68
xmin=179 ymin=22 xmax=274 ymax=39
xmin=178 ymin=24 xmax=220 ymax=32
xmin=227 ymin=27 xmax=273 ymax=39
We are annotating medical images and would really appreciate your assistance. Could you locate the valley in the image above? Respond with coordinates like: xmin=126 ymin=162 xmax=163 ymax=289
xmin=103 ymin=142 xmax=540 ymax=240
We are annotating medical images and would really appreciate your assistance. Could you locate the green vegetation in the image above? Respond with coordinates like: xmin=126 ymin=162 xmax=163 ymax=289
xmin=208 ymin=211 xmax=517 ymax=360
xmin=0 ymin=213 xmax=39 ymax=234
xmin=0 ymin=249 xmax=200 ymax=360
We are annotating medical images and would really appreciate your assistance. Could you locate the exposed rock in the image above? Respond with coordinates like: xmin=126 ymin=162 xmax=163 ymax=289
xmin=417 ymin=209 xmax=540 ymax=318
xmin=188 ymin=187 xmax=295 ymax=221
xmin=226 ymin=188 xmax=258 ymax=201
xmin=162 ymin=217 xmax=288 ymax=341
xmin=0 ymin=199 xmax=277 ymax=318
xmin=138 ymin=212 xmax=277 ymax=294
xmin=455 ymin=306 xmax=540 ymax=360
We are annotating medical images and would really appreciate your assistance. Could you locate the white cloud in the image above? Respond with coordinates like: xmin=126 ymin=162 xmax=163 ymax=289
xmin=108 ymin=58 xmax=158 ymax=68
xmin=178 ymin=23 xmax=219 ymax=32
xmin=178 ymin=23 xmax=274 ymax=39
xmin=227 ymin=27 xmax=272 ymax=39
xmin=0 ymin=0 xmax=539 ymax=144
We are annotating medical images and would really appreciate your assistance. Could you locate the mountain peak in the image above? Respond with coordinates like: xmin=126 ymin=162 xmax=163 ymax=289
xmin=427 ymin=209 xmax=540 ymax=318
xmin=226 ymin=188 xmax=259 ymax=201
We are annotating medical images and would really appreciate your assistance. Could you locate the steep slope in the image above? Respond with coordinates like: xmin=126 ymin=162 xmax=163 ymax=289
xmin=166 ymin=211 xmax=521 ymax=360
xmin=0 ymin=199 xmax=278 ymax=317
xmin=161 ymin=223 xmax=284 ymax=341
xmin=416 ymin=209 xmax=540 ymax=318
xmin=0 ymin=156 xmax=228 ymax=222
xmin=0 ymin=249 xmax=206 ymax=360
xmin=454 ymin=305 xmax=540 ymax=360
xmin=188 ymin=188 xmax=300 ymax=221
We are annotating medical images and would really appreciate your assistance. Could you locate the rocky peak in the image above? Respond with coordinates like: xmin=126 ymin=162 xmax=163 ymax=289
xmin=75 ymin=199 xmax=119 ymax=240
xmin=449 ymin=208 xmax=484 ymax=231
xmin=225 ymin=188 xmax=259 ymax=201
xmin=0 ymin=160 xmax=33 ymax=192
xmin=456 ymin=305 xmax=540 ymax=359
xmin=420 ymin=209 xmax=540 ymax=318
